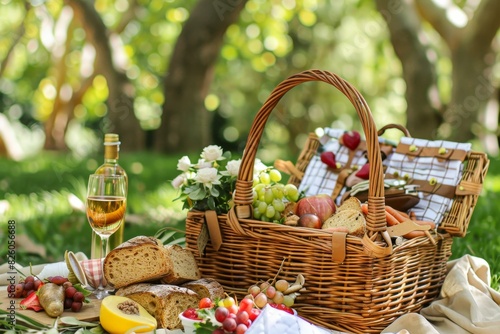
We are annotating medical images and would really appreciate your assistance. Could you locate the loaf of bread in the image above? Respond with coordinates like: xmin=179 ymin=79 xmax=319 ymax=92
xmin=160 ymin=244 xmax=201 ymax=285
xmin=116 ymin=283 xmax=199 ymax=330
xmin=181 ymin=278 xmax=225 ymax=300
xmin=103 ymin=236 xmax=172 ymax=289
xmin=321 ymin=209 xmax=366 ymax=237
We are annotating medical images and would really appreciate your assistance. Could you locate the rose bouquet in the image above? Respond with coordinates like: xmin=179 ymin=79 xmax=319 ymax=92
xmin=172 ymin=145 xmax=269 ymax=214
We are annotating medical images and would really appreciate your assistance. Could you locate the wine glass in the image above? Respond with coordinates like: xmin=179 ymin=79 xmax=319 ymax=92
xmin=86 ymin=174 xmax=127 ymax=299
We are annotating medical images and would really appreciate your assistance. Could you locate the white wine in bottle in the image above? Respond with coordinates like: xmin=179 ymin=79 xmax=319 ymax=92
xmin=90 ymin=133 xmax=128 ymax=259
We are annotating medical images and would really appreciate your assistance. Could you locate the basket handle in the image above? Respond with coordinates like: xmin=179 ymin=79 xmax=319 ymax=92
xmin=232 ymin=70 xmax=391 ymax=254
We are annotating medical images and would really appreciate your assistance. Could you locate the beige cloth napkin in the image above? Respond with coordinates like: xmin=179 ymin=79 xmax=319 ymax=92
xmin=382 ymin=255 xmax=500 ymax=334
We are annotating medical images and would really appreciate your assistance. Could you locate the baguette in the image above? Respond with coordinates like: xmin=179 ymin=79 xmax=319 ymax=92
xmin=160 ymin=244 xmax=201 ymax=285
xmin=103 ymin=236 xmax=172 ymax=289
xmin=181 ymin=278 xmax=225 ymax=300
xmin=116 ymin=283 xmax=199 ymax=330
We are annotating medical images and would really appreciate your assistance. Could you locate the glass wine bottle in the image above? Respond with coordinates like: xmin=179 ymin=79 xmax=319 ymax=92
xmin=90 ymin=133 xmax=128 ymax=259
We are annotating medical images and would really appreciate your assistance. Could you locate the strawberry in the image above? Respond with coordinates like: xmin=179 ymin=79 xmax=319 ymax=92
xmin=355 ymin=163 xmax=370 ymax=179
xmin=320 ymin=151 xmax=337 ymax=169
xmin=341 ymin=131 xmax=361 ymax=150
xmin=20 ymin=291 xmax=43 ymax=312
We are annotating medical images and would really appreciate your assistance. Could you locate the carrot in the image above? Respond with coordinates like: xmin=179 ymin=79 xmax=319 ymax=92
xmin=385 ymin=211 xmax=401 ymax=226
xmin=413 ymin=220 xmax=436 ymax=229
xmin=361 ymin=203 xmax=368 ymax=215
xmin=403 ymin=230 xmax=426 ymax=239
xmin=385 ymin=205 xmax=408 ymax=223
xmin=409 ymin=211 xmax=417 ymax=221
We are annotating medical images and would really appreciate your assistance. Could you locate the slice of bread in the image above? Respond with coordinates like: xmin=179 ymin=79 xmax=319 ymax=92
xmin=103 ymin=236 xmax=172 ymax=289
xmin=337 ymin=196 xmax=362 ymax=212
xmin=321 ymin=209 xmax=366 ymax=237
xmin=181 ymin=278 xmax=225 ymax=300
xmin=116 ymin=283 xmax=199 ymax=330
xmin=160 ymin=244 xmax=201 ymax=285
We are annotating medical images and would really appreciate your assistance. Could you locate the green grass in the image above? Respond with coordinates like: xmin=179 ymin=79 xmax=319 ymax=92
xmin=0 ymin=151 xmax=499 ymax=290
xmin=0 ymin=151 xmax=186 ymax=264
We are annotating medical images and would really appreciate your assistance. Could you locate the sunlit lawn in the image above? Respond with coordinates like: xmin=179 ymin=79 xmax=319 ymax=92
xmin=0 ymin=151 xmax=499 ymax=290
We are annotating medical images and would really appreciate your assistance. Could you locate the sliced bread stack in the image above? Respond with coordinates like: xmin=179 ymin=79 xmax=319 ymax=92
xmin=103 ymin=236 xmax=201 ymax=289
xmin=102 ymin=235 xmax=225 ymax=331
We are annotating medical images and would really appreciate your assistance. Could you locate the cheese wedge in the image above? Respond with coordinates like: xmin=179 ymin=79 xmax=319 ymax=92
xmin=100 ymin=295 xmax=157 ymax=334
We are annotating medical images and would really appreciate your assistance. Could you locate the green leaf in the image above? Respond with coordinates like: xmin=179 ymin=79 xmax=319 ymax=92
xmin=189 ymin=187 xmax=207 ymax=200
xmin=207 ymin=197 xmax=216 ymax=210
xmin=209 ymin=187 xmax=220 ymax=197
xmin=74 ymin=284 xmax=93 ymax=298
xmin=59 ymin=317 xmax=100 ymax=327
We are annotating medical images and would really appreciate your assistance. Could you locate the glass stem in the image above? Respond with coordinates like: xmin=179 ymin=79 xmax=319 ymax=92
xmin=100 ymin=236 xmax=109 ymax=288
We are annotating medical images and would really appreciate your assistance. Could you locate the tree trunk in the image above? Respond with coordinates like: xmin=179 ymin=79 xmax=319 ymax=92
xmin=375 ymin=0 xmax=441 ymax=139
xmin=66 ymin=0 xmax=144 ymax=151
xmin=439 ymin=0 xmax=500 ymax=142
xmin=44 ymin=10 xmax=74 ymax=151
xmin=154 ymin=0 xmax=248 ymax=154
xmin=379 ymin=0 xmax=500 ymax=145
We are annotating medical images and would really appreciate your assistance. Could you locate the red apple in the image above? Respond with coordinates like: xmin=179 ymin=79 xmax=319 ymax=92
xmin=295 ymin=194 xmax=336 ymax=222
xmin=298 ymin=213 xmax=322 ymax=229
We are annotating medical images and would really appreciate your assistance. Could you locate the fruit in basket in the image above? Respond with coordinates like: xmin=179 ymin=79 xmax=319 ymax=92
xmin=320 ymin=151 xmax=340 ymax=169
xmin=295 ymin=194 xmax=336 ymax=222
xmin=252 ymin=169 xmax=301 ymax=223
xmin=340 ymin=130 xmax=361 ymax=150
xmin=355 ymin=163 xmax=370 ymax=179
xmin=298 ymin=213 xmax=321 ymax=229
xmin=100 ymin=295 xmax=157 ymax=333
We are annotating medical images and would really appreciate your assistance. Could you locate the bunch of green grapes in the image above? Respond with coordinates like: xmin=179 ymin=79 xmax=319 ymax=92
xmin=252 ymin=169 xmax=299 ymax=223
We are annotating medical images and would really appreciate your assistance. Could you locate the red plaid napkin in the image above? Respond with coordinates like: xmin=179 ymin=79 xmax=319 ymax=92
xmin=80 ymin=258 xmax=104 ymax=289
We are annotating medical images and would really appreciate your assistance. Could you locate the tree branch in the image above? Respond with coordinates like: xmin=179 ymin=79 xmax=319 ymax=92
xmin=466 ymin=0 xmax=500 ymax=51
xmin=415 ymin=0 xmax=459 ymax=48
xmin=113 ymin=0 xmax=139 ymax=35
xmin=0 ymin=2 xmax=30 ymax=78
xmin=64 ymin=0 xmax=144 ymax=150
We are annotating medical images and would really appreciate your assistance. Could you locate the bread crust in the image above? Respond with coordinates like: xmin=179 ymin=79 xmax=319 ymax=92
xmin=322 ymin=209 xmax=366 ymax=237
xmin=160 ymin=244 xmax=201 ymax=285
xmin=116 ymin=283 xmax=199 ymax=329
xmin=181 ymin=278 xmax=225 ymax=300
xmin=103 ymin=236 xmax=173 ymax=289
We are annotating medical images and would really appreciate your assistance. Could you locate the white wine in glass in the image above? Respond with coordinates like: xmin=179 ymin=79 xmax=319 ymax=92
xmin=86 ymin=174 xmax=127 ymax=299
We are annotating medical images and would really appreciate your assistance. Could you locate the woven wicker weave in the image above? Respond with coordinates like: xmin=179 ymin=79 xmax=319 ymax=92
xmin=185 ymin=69 xmax=489 ymax=333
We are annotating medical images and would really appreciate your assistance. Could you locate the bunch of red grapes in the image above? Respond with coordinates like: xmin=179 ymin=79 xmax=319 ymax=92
xmin=6 ymin=275 xmax=85 ymax=313
xmin=182 ymin=296 xmax=294 ymax=334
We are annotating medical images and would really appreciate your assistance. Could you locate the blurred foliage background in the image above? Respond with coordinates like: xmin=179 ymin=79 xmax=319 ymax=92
xmin=0 ymin=0 xmax=499 ymax=288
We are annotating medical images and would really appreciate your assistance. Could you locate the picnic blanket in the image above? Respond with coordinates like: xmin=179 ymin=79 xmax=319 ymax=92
xmin=382 ymin=254 xmax=500 ymax=334
xmin=1 ymin=254 xmax=499 ymax=333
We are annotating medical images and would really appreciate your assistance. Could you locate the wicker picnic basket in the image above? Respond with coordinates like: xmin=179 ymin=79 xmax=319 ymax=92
xmin=184 ymin=69 xmax=489 ymax=333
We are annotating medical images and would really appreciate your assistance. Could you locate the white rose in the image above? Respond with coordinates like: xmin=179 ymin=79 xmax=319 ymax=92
xmin=171 ymin=174 xmax=186 ymax=189
xmin=254 ymin=159 xmax=268 ymax=175
xmin=177 ymin=156 xmax=191 ymax=172
xmin=226 ymin=159 xmax=241 ymax=177
xmin=194 ymin=168 xmax=221 ymax=188
xmin=201 ymin=145 xmax=224 ymax=162
xmin=195 ymin=159 xmax=212 ymax=169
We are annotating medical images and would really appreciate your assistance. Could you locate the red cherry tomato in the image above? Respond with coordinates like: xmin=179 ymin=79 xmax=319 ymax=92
xmin=269 ymin=303 xmax=294 ymax=314
xmin=198 ymin=297 xmax=214 ymax=309
xmin=182 ymin=308 xmax=200 ymax=320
